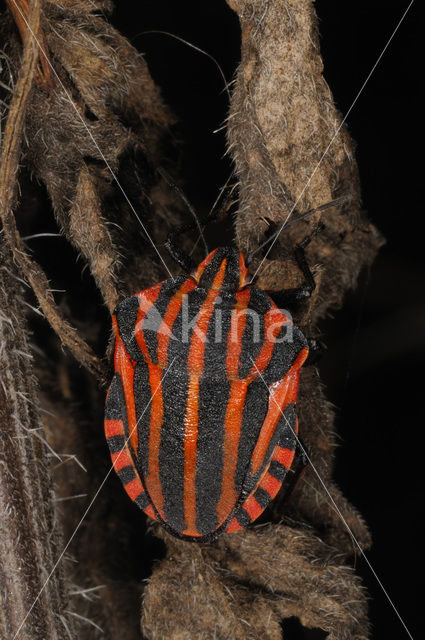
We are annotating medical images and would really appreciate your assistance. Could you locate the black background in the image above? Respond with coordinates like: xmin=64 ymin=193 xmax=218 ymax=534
xmin=110 ymin=2 xmax=422 ymax=639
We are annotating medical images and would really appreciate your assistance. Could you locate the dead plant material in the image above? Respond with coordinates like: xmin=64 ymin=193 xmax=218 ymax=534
xmin=143 ymin=524 xmax=369 ymax=640
xmin=0 ymin=248 xmax=76 ymax=640
xmin=4 ymin=0 xmax=55 ymax=90
xmin=1 ymin=0 xmax=174 ymax=637
xmin=0 ymin=1 xmax=383 ymax=639
xmin=0 ymin=3 xmax=75 ymax=638
xmin=22 ymin=0 xmax=175 ymax=300
xmin=0 ymin=0 xmax=106 ymax=383
xmin=0 ymin=9 xmax=72 ymax=637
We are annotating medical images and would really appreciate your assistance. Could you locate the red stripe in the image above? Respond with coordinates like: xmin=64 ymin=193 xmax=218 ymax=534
xmin=187 ymin=260 xmax=228 ymax=377
xmin=114 ymin=336 xmax=138 ymax=456
xmin=111 ymin=449 xmax=133 ymax=473
xmin=144 ymin=504 xmax=157 ymax=521
xmin=259 ymin=472 xmax=282 ymax=499
xmin=182 ymin=376 xmax=200 ymax=536
xmin=104 ymin=419 xmax=123 ymax=439
xmin=250 ymin=347 xmax=309 ymax=475
xmin=111 ymin=314 xmax=119 ymax=337
xmin=216 ymin=380 xmax=248 ymax=525
xmin=226 ymin=289 xmax=250 ymax=379
xmin=247 ymin=301 xmax=290 ymax=381
xmin=193 ymin=248 xmax=219 ymax=281
xmin=243 ymin=496 xmax=263 ymax=521
xmin=283 ymin=348 xmax=308 ymax=406
xmin=144 ymin=363 xmax=165 ymax=520
xmin=123 ymin=477 xmax=144 ymax=501
xmin=238 ymin=251 xmax=249 ymax=288
xmin=218 ymin=287 xmax=252 ymax=524
xmin=273 ymin=446 xmax=295 ymax=469
xmin=251 ymin=374 xmax=291 ymax=474
xmin=225 ymin=517 xmax=243 ymax=533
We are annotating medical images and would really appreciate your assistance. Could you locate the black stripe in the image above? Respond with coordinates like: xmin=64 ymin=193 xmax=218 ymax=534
xmin=115 ymin=296 xmax=144 ymax=363
xmin=253 ymin=486 xmax=272 ymax=509
xmin=141 ymin=277 xmax=186 ymax=364
xmin=202 ymin=291 xmax=236 ymax=380
xmin=105 ymin=373 xmax=124 ymax=420
xmin=159 ymin=369 xmax=189 ymax=533
xmin=246 ymin=402 xmax=298 ymax=489
xmin=107 ymin=435 xmax=126 ymax=453
xmin=261 ymin=324 xmax=308 ymax=384
xmin=116 ymin=364 xmax=132 ymax=455
xmin=118 ymin=465 xmax=137 ymax=485
xmin=238 ymin=288 xmax=271 ymax=379
xmin=134 ymin=492 xmax=150 ymax=510
xmin=222 ymin=247 xmax=242 ymax=292
xmin=235 ymin=507 xmax=252 ymax=527
xmin=162 ymin=276 xmax=195 ymax=367
xmin=235 ymin=380 xmax=268 ymax=494
xmin=166 ymin=286 xmax=210 ymax=368
xmin=134 ymin=361 xmax=153 ymax=476
xmin=278 ymin=404 xmax=297 ymax=450
xmin=250 ymin=418 xmax=284 ymax=486
xmin=196 ymin=247 xmax=243 ymax=293
xmin=268 ymin=460 xmax=287 ymax=482
xmin=196 ymin=250 xmax=226 ymax=291
xmin=195 ymin=378 xmax=230 ymax=535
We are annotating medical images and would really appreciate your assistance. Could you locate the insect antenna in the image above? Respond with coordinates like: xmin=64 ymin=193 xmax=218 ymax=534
xmin=189 ymin=174 xmax=237 ymax=257
xmin=133 ymin=30 xmax=231 ymax=102
xmin=164 ymin=222 xmax=196 ymax=273
xmin=246 ymin=194 xmax=351 ymax=266
xmin=158 ymin=167 xmax=209 ymax=258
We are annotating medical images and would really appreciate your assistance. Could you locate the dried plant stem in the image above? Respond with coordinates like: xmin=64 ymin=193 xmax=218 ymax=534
xmin=0 ymin=9 xmax=70 ymax=639
xmin=0 ymin=245 xmax=74 ymax=640
xmin=0 ymin=0 xmax=106 ymax=384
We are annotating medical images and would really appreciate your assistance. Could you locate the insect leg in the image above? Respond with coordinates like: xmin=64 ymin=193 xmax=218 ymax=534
xmin=269 ymin=224 xmax=324 ymax=306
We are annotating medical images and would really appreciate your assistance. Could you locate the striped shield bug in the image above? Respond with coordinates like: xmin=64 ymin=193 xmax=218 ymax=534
xmin=104 ymin=195 xmax=348 ymax=542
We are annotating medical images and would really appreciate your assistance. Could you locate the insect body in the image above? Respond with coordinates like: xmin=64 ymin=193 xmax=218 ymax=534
xmin=104 ymin=246 xmax=308 ymax=542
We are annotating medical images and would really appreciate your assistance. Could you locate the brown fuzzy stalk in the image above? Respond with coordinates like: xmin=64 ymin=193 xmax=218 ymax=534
xmin=0 ymin=7 xmax=71 ymax=637
xmin=0 ymin=1 xmax=383 ymax=639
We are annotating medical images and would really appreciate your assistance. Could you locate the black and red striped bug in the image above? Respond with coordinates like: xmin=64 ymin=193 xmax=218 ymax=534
xmin=104 ymin=196 xmax=347 ymax=542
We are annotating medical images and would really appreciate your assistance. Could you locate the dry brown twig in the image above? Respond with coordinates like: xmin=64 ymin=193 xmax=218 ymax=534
xmin=0 ymin=3 xmax=76 ymax=638
xmin=0 ymin=1 xmax=383 ymax=638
